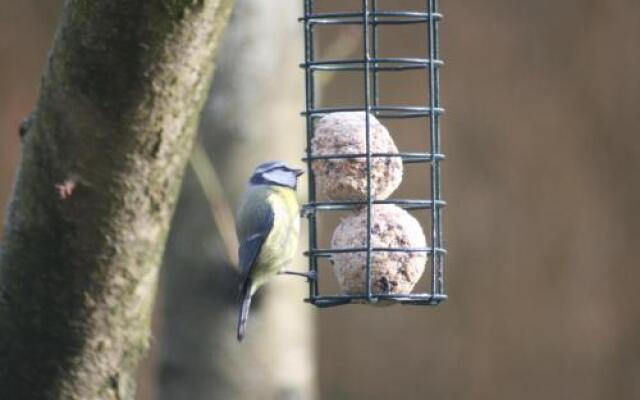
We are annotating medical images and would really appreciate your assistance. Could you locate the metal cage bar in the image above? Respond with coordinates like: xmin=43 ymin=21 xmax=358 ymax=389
xmin=303 ymin=0 xmax=319 ymax=300
xmin=301 ymin=1 xmax=446 ymax=307
xmin=362 ymin=0 xmax=374 ymax=302
xmin=298 ymin=11 xmax=443 ymax=26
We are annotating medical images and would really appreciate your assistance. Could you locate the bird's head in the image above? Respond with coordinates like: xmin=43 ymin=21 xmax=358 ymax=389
xmin=250 ymin=161 xmax=304 ymax=190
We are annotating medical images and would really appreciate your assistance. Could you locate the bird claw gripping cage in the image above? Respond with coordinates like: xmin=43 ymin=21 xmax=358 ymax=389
xmin=299 ymin=0 xmax=446 ymax=307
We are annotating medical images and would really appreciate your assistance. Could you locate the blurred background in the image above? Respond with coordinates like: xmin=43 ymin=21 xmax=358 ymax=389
xmin=2 ymin=1 xmax=639 ymax=399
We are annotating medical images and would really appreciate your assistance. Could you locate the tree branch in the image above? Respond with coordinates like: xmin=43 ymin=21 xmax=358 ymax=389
xmin=188 ymin=142 xmax=239 ymax=266
xmin=0 ymin=1 xmax=235 ymax=399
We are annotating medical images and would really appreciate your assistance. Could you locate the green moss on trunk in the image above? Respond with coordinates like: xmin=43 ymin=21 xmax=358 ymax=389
xmin=0 ymin=0 xmax=235 ymax=399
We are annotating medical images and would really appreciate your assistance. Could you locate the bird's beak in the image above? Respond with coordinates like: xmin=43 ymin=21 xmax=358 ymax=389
xmin=294 ymin=168 xmax=305 ymax=177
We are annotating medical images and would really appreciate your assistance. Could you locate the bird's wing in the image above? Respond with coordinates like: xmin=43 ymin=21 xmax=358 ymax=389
xmin=238 ymin=205 xmax=274 ymax=281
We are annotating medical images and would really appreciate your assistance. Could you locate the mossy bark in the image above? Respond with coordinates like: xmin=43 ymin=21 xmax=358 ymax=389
xmin=0 ymin=1 xmax=234 ymax=399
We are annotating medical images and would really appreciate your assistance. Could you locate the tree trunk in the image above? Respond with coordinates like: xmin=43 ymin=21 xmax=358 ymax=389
xmin=0 ymin=1 xmax=235 ymax=399
xmin=156 ymin=1 xmax=316 ymax=399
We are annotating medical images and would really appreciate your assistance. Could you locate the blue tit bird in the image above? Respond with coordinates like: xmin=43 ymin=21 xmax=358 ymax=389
xmin=236 ymin=161 xmax=304 ymax=341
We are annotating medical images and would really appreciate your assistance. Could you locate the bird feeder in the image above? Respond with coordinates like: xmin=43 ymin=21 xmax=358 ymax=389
xmin=300 ymin=0 xmax=446 ymax=307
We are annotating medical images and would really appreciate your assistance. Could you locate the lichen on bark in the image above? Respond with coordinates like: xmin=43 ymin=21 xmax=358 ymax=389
xmin=0 ymin=0 xmax=235 ymax=399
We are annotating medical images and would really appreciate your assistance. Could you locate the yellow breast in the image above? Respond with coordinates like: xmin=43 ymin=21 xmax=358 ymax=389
xmin=250 ymin=186 xmax=300 ymax=286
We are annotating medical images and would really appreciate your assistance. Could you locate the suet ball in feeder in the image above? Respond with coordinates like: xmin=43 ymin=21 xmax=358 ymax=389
xmin=330 ymin=205 xmax=426 ymax=296
xmin=311 ymin=112 xmax=403 ymax=200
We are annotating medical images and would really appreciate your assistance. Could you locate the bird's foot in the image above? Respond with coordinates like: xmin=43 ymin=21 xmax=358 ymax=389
xmin=279 ymin=270 xmax=317 ymax=280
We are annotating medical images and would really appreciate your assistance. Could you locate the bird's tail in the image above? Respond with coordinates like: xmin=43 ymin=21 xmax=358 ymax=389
xmin=237 ymin=279 xmax=252 ymax=341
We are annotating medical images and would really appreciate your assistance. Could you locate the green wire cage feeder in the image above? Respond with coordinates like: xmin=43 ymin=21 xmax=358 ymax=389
xmin=300 ymin=0 xmax=446 ymax=307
